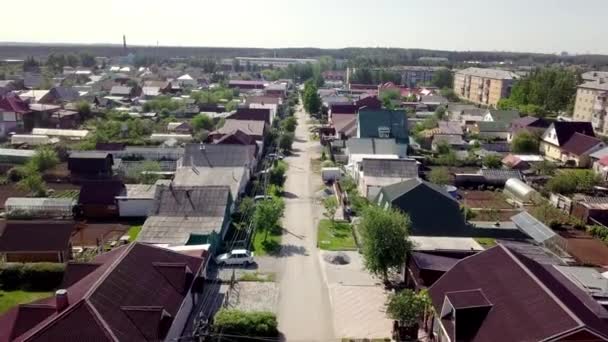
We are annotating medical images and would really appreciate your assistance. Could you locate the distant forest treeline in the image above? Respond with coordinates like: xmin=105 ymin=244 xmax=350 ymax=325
xmin=2 ymin=44 xmax=608 ymax=68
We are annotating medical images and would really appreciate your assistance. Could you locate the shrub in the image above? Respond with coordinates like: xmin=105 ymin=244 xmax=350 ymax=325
xmin=213 ymin=309 xmax=278 ymax=338
xmin=7 ymin=167 xmax=27 ymax=182
xmin=0 ymin=263 xmax=65 ymax=291
xmin=269 ymin=160 xmax=288 ymax=187
xmin=278 ymin=132 xmax=295 ymax=151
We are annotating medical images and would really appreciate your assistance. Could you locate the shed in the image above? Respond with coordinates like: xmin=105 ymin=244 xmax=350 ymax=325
xmin=115 ymin=183 xmax=158 ymax=217
xmin=511 ymin=211 xmax=567 ymax=254
xmin=503 ymin=178 xmax=537 ymax=203
xmin=0 ymin=148 xmax=36 ymax=164
xmin=0 ymin=220 xmax=75 ymax=262
xmin=5 ymin=197 xmax=75 ymax=219
xmin=68 ymin=151 xmax=114 ymax=179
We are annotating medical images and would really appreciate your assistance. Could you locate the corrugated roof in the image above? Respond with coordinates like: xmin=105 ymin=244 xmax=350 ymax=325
xmin=362 ymin=158 xmax=418 ymax=178
xmin=182 ymin=143 xmax=256 ymax=167
xmin=0 ymin=220 xmax=75 ymax=252
xmin=511 ymin=211 xmax=557 ymax=243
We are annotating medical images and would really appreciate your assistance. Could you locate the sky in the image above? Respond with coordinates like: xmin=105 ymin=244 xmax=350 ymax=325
xmin=1 ymin=0 xmax=607 ymax=54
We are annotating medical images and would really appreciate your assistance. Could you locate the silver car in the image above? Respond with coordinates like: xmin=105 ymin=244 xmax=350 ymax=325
xmin=216 ymin=249 xmax=255 ymax=266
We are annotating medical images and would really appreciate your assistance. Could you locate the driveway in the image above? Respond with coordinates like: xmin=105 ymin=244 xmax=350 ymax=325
xmin=276 ymin=106 xmax=335 ymax=341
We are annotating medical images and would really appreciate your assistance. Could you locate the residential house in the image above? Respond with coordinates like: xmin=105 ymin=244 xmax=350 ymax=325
xmin=345 ymin=138 xmax=401 ymax=176
xmin=138 ymin=185 xmax=233 ymax=249
xmin=265 ymin=83 xmax=287 ymax=98
xmin=540 ymin=121 xmax=603 ymax=166
xmin=357 ymin=107 xmax=408 ymax=143
xmin=213 ymin=130 xmax=257 ymax=150
xmin=143 ymin=80 xmax=172 ymax=93
xmin=482 ymin=109 xmax=520 ymax=123
xmin=453 ymin=67 xmax=519 ymax=106
xmin=0 ymin=243 xmax=206 ymax=342
xmin=432 ymin=134 xmax=467 ymax=151
xmin=474 ymin=121 xmax=511 ymax=139
xmin=427 ymin=245 xmax=608 ymax=342
xmin=357 ymin=158 xmax=419 ymax=199
xmin=571 ymin=195 xmax=608 ymax=226
xmin=173 ymin=165 xmax=249 ymax=202
xmin=177 ymin=74 xmax=197 ymax=87
xmin=228 ymin=108 xmax=271 ymax=124
xmin=75 ymin=180 xmax=126 ymax=219
xmin=509 ymin=116 xmax=550 ymax=141
xmin=392 ymin=66 xmax=445 ymax=87
xmin=68 ymin=151 xmax=114 ymax=181
xmin=420 ymin=95 xmax=448 ymax=111
xmin=180 ymin=143 xmax=257 ymax=173
xmin=354 ymin=95 xmax=382 ymax=109
xmin=109 ymin=85 xmax=141 ymax=99
xmin=228 ymin=80 xmax=266 ymax=90
xmin=502 ymin=154 xmax=545 ymax=171
xmin=208 ymin=119 xmax=267 ymax=143
xmin=0 ymin=220 xmax=74 ymax=262
xmin=0 ymin=94 xmax=29 ymax=137
xmin=167 ymin=122 xmax=193 ymax=134
xmin=245 ymin=96 xmax=280 ymax=123
xmin=331 ymin=113 xmax=357 ymax=140
xmin=46 ymin=86 xmax=80 ymax=104
xmin=375 ymin=178 xmax=469 ymax=236
xmin=115 ymin=183 xmax=158 ymax=217
xmin=142 ymin=86 xmax=161 ymax=99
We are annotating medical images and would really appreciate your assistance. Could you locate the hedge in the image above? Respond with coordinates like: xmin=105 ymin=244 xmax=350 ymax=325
xmin=0 ymin=263 xmax=65 ymax=291
xmin=213 ymin=309 xmax=278 ymax=339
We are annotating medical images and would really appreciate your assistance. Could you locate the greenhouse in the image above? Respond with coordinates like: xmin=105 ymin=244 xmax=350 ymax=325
xmin=11 ymin=134 xmax=58 ymax=146
xmin=504 ymin=178 xmax=538 ymax=203
xmin=0 ymin=148 xmax=36 ymax=164
xmin=149 ymin=134 xmax=193 ymax=143
xmin=31 ymin=128 xmax=89 ymax=140
xmin=4 ymin=197 xmax=75 ymax=219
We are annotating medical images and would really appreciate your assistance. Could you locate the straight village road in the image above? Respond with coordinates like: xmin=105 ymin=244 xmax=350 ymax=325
xmin=276 ymin=105 xmax=335 ymax=341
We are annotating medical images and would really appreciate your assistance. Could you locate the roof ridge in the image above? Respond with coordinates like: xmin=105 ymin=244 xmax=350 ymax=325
xmin=82 ymin=243 xmax=135 ymax=300
xmin=500 ymin=245 xmax=584 ymax=327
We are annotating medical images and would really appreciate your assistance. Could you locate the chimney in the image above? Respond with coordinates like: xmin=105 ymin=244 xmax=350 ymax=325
xmin=55 ymin=289 xmax=69 ymax=312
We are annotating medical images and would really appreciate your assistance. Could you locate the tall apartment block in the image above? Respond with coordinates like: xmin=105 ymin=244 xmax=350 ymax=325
xmin=573 ymin=79 xmax=608 ymax=135
xmin=453 ymin=67 xmax=518 ymax=107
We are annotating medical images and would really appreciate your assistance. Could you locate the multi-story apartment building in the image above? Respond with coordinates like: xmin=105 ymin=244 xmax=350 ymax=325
xmin=453 ymin=67 xmax=518 ymax=107
xmin=573 ymin=79 xmax=608 ymax=135
xmin=581 ymin=71 xmax=608 ymax=82
xmin=395 ymin=66 xmax=446 ymax=87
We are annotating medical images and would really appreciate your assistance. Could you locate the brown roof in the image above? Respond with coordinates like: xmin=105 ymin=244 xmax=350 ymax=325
xmin=0 ymin=243 xmax=204 ymax=342
xmin=551 ymin=121 xmax=596 ymax=146
xmin=330 ymin=104 xmax=358 ymax=115
xmin=78 ymin=180 xmax=126 ymax=205
xmin=331 ymin=113 xmax=357 ymax=137
xmin=560 ymin=132 xmax=603 ymax=156
xmin=229 ymin=108 xmax=271 ymax=124
xmin=211 ymin=119 xmax=266 ymax=138
xmin=214 ymin=129 xmax=256 ymax=146
xmin=0 ymin=220 xmax=75 ymax=252
xmin=245 ymin=96 xmax=280 ymax=105
xmin=429 ymin=245 xmax=608 ymax=342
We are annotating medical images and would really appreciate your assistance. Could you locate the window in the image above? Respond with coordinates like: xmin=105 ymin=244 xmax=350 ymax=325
xmin=378 ymin=126 xmax=391 ymax=138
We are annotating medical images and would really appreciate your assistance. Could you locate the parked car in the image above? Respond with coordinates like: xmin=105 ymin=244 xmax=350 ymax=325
xmin=216 ymin=249 xmax=255 ymax=266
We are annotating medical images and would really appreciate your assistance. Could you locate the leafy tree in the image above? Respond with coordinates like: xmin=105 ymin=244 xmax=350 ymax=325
xmin=128 ymin=161 xmax=162 ymax=184
xmin=66 ymin=54 xmax=79 ymax=68
xmin=302 ymin=81 xmax=321 ymax=114
xmin=431 ymin=69 xmax=453 ymax=88
xmin=17 ymin=172 xmax=47 ymax=197
xmin=439 ymin=88 xmax=459 ymax=102
xmin=350 ymin=68 xmax=374 ymax=84
xmin=434 ymin=106 xmax=446 ymax=120
xmin=29 ymin=147 xmax=59 ymax=172
xmin=532 ymin=160 xmax=557 ymax=176
xmin=511 ymin=131 xmax=539 ymax=153
xmin=252 ymin=196 xmax=285 ymax=241
xmin=483 ymin=154 xmax=503 ymax=168
xmin=359 ymin=205 xmax=412 ymax=282
xmin=323 ymin=197 xmax=339 ymax=225
xmin=546 ymin=170 xmax=600 ymax=195
xmin=23 ymin=56 xmax=40 ymax=72
xmin=279 ymin=132 xmax=295 ymax=151
xmin=269 ymin=160 xmax=288 ymax=186
xmin=429 ymin=167 xmax=450 ymax=185
xmin=79 ymin=53 xmax=96 ymax=67
xmin=386 ymin=290 xmax=430 ymax=328
xmin=76 ymin=101 xmax=91 ymax=117
xmin=212 ymin=309 xmax=278 ymax=338
xmin=191 ymin=113 xmax=214 ymax=132
xmin=281 ymin=116 xmax=298 ymax=133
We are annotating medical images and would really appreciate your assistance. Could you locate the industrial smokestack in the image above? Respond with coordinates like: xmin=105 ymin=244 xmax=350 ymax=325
xmin=123 ymin=34 xmax=127 ymax=53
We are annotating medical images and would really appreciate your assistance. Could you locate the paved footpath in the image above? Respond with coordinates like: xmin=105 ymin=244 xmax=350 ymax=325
xmin=276 ymin=106 xmax=335 ymax=341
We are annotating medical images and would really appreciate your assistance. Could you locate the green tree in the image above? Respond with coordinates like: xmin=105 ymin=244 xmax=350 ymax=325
xmin=128 ymin=161 xmax=162 ymax=184
xmin=281 ymin=116 xmax=298 ymax=133
xmin=511 ymin=131 xmax=540 ymax=153
xmin=429 ymin=167 xmax=450 ymax=185
xmin=279 ymin=133 xmax=295 ymax=151
xmin=252 ymin=196 xmax=285 ymax=241
xmin=302 ymin=81 xmax=321 ymax=114
xmin=483 ymin=154 xmax=503 ymax=168
xmin=269 ymin=160 xmax=288 ymax=186
xmin=323 ymin=197 xmax=339 ymax=225
xmin=504 ymin=67 xmax=578 ymax=113
xmin=29 ymin=147 xmax=59 ymax=172
xmin=66 ymin=54 xmax=79 ymax=68
xmin=359 ymin=205 xmax=412 ymax=282
xmin=532 ymin=160 xmax=557 ymax=176
xmin=434 ymin=106 xmax=446 ymax=120
xmin=17 ymin=172 xmax=47 ymax=197
xmin=439 ymin=88 xmax=459 ymax=102
xmin=76 ymin=101 xmax=91 ymax=117
xmin=79 ymin=53 xmax=96 ymax=67
xmin=191 ymin=113 xmax=214 ymax=132
xmin=386 ymin=290 xmax=430 ymax=328
xmin=431 ymin=69 xmax=453 ymax=88
xmin=546 ymin=170 xmax=600 ymax=195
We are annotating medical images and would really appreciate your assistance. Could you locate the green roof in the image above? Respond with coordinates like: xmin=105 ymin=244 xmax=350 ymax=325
xmin=357 ymin=108 xmax=409 ymax=142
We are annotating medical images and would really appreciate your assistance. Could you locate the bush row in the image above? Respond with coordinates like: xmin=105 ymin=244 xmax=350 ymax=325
xmin=213 ymin=309 xmax=278 ymax=339
xmin=0 ymin=262 xmax=65 ymax=291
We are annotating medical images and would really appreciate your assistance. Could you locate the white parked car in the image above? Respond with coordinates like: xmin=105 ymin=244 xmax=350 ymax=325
xmin=254 ymin=195 xmax=272 ymax=202
xmin=267 ymin=152 xmax=285 ymax=160
xmin=216 ymin=249 xmax=255 ymax=266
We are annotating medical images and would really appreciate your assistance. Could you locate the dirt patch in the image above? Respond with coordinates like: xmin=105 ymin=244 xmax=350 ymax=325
xmin=460 ymin=190 xmax=513 ymax=210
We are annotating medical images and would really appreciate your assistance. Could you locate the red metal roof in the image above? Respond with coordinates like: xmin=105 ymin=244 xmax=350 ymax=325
xmin=1 ymin=243 xmax=204 ymax=342
xmin=0 ymin=94 xmax=29 ymax=113
xmin=0 ymin=221 xmax=75 ymax=253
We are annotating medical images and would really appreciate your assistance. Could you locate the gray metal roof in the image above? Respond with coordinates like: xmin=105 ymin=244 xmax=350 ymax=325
xmin=173 ymin=166 xmax=247 ymax=200
xmin=361 ymin=158 xmax=418 ymax=178
xmin=346 ymin=138 xmax=399 ymax=155
xmin=182 ymin=144 xmax=256 ymax=167
xmin=511 ymin=211 xmax=557 ymax=243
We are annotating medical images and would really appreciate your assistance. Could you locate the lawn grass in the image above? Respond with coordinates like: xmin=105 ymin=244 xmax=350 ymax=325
xmin=238 ymin=272 xmax=276 ymax=282
xmin=475 ymin=237 xmax=497 ymax=249
xmin=252 ymin=228 xmax=282 ymax=256
xmin=0 ymin=290 xmax=52 ymax=314
xmin=127 ymin=225 xmax=142 ymax=242
xmin=317 ymin=219 xmax=357 ymax=251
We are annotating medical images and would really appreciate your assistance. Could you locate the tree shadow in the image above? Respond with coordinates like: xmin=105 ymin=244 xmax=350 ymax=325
xmin=282 ymin=191 xmax=299 ymax=199
xmin=276 ymin=244 xmax=308 ymax=257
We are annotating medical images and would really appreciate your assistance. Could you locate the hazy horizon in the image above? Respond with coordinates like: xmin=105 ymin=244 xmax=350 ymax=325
xmin=2 ymin=0 xmax=607 ymax=55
